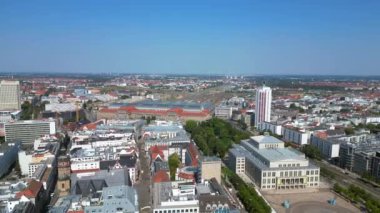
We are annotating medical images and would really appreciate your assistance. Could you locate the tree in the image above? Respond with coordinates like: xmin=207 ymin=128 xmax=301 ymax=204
xmin=301 ymin=145 xmax=322 ymax=160
xmin=168 ymin=153 xmax=181 ymax=181
xmin=185 ymin=120 xmax=197 ymax=133
xmin=20 ymin=101 xmax=33 ymax=120
xmin=344 ymin=127 xmax=355 ymax=135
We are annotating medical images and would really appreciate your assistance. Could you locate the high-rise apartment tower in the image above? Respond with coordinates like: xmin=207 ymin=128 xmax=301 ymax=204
xmin=255 ymin=85 xmax=272 ymax=127
xmin=0 ymin=80 xmax=21 ymax=111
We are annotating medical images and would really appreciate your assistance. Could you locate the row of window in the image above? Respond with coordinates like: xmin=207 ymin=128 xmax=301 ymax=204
xmin=262 ymin=185 xmax=276 ymax=189
xmin=280 ymin=170 xmax=302 ymax=177
xmin=307 ymin=177 xmax=319 ymax=182
xmin=262 ymin=171 xmax=276 ymax=177
xmin=262 ymin=178 xmax=276 ymax=184
xmin=306 ymin=170 xmax=319 ymax=175
xmin=279 ymin=163 xmax=301 ymax=168
xmin=154 ymin=208 xmax=198 ymax=213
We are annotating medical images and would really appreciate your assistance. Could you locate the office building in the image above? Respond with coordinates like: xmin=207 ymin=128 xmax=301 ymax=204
xmin=0 ymin=141 xmax=20 ymax=178
xmin=84 ymin=185 xmax=139 ymax=213
xmin=258 ymin=121 xmax=282 ymax=135
xmin=282 ymin=127 xmax=309 ymax=145
xmin=4 ymin=120 xmax=56 ymax=144
xmin=255 ymin=85 xmax=272 ymax=127
xmin=0 ymin=80 xmax=21 ymax=111
xmin=200 ymin=156 xmax=221 ymax=183
xmin=228 ymin=136 xmax=320 ymax=190
xmin=153 ymin=182 xmax=199 ymax=213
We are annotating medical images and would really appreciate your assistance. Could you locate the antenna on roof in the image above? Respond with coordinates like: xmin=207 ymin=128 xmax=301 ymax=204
xmin=263 ymin=81 xmax=266 ymax=87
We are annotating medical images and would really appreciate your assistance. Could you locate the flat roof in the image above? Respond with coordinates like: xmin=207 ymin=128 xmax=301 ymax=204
xmin=242 ymin=140 xmax=306 ymax=162
xmin=250 ymin=135 xmax=284 ymax=144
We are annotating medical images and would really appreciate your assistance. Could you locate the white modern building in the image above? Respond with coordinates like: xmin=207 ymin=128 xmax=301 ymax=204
xmin=214 ymin=106 xmax=234 ymax=120
xmin=4 ymin=119 xmax=56 ymax=144
xmin=229 ymin=136 xmax=320 ymax=190
xmin=153 ymin=181 xmax=199 ymax=213
xmin=310 ymin=135 xmax=341 ymax=160
xmin=258 ymin=121 xmax=282 ymax=135
xmin=255 ymin=85 xmax=272 ymax=127
xmin=282 ymin=127 xmax=309 ymax=145
xmin=0 ymin=80 xmax=21 ymax=111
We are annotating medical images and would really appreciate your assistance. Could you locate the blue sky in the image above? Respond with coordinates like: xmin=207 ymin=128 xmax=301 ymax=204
xmin=0 ymin=0 xmax=379 ymax=75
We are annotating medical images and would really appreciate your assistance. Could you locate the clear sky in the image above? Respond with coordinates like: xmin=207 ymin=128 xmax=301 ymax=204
xmin=0 ymin=0 xmax=379 ymax=75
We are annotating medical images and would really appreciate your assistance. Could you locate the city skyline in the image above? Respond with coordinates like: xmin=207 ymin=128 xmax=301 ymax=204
xmin=0 ymin=0 xmax=379 ymax=76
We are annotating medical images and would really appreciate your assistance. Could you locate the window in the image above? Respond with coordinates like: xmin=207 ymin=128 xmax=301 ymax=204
xmin=272 ymin=172 xmax=275 ymax=176
xmin=315 ymin=170 xmax=319 ymax=175
xmin=311 ymin=170 xmax=314 ymax=175
xmin=263 ymin=172 xmax=266 ymax=177
xmin=280 ymin=172 xmax=283 ymax=177
xmin=272 ymin=179 xmax=275 ymax=183
xmin=263 ymin=179 xmax=266 ymax=184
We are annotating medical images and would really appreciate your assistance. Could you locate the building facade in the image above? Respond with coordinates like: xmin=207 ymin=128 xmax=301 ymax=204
xmin=200 ymin=157 xmax=221 ymax=184
xmin=228 ymin=136 xmax=320 ymax=190
xmin=0 ymin=141 xmax=20 ymax=178
xmin=255 ymin=86 xmax=272 ymax=127
xmin=4 ymin=120 xmax=56 ymax=144
xmin=0 ymin=80 xmax=21 ymax=111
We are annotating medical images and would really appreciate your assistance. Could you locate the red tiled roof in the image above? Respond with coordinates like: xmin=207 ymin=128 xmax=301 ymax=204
xmin=315 ymin=131 xmax=328 ymax=139
xmin=80 ymin=120 xmax=104 ymax=130
xmin=188 ymin=143 xmax=199 ymax=167
xmin=100 ymin=106 xmax=210 ymax=118
xmin=178 ymin=171 xmax=195 ymax=180
xmin=16 ymin=180 xmax=43 ymax=199
xmin=153 ymin=170 xmax=170 ymax=183
xmin=150 ymin=145 xmax=166 ymax=161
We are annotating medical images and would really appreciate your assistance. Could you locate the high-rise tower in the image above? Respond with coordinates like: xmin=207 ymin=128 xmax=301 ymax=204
xmin=255 ymin=84 xmax=272 ymax=127
xmin=0 ymin=80 xmax=21 ymax=111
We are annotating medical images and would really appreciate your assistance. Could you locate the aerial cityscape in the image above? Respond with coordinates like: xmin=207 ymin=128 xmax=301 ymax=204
xmin=0 ymin=1 xmax=380 ymax=213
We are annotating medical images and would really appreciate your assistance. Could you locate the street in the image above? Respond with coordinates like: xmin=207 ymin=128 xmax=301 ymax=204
xmin=134 ymin=137 xmax=152 ymax=212
xmin=313 ymin=159 xmax=380 ymax=200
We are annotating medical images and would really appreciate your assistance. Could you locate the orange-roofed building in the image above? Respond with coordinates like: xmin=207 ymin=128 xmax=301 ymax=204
xmin=153 ymin=170 xmax=170 ymax=183
xmin=16 ymin=180 xmax=46 ymax=212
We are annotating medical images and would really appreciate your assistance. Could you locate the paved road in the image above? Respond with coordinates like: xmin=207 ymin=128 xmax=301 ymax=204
xmin=134 ymin=138 xmax=152 ymax=213
xmin=313 ymin=159 xmax=380 ymax=200
xmin=287 ymin=201 xmax=357 ymax=213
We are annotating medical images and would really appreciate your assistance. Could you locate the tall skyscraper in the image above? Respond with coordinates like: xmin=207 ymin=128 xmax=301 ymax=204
xmin=255 ymin=84 xmax=272 ymax=127
xmin=0 ymin=80 xmax=21 ymax=111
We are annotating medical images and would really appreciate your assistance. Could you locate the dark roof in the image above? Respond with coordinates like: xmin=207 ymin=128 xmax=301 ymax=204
xmin=154 ymin=161 xmax=169 ymax=172
xmin=119 ymin=155 xmax=137 ymax=167
xmin=74 ymin=179 xmax=107 ymax=196
xmin=99 ymin=155 xmax=137 ymax=170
